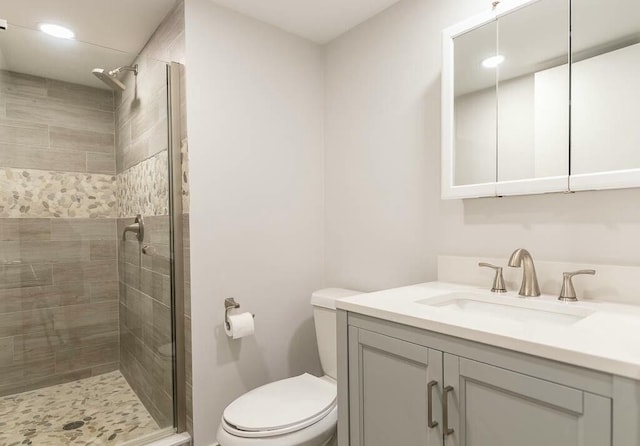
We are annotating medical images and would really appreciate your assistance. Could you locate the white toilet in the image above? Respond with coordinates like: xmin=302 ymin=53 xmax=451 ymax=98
xmin=216 ymin=288 xmax=362 ymax=446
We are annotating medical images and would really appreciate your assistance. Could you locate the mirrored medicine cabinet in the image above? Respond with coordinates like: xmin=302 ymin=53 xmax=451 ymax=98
xmin=441 ymin=0 xmax=640 ymax=199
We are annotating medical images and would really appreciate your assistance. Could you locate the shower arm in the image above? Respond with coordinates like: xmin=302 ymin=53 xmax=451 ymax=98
xmin=110 ymin=64 xmax=138 ymax=77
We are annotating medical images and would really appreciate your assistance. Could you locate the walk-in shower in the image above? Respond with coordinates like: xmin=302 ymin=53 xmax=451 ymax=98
xmin=0 ymin=14 xmax=187 ymax=446
xmin=92 ymin=64 xmax=139 ymax=91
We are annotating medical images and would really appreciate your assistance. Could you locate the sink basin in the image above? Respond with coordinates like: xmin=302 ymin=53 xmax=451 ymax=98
xmin=417 ymin=292 xmax=592 ymax=326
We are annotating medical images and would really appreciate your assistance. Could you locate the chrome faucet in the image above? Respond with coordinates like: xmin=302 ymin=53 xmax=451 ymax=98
xmin=508 ymin=248 xmax=540 ymax=297
xmin=123 ymin=214 xmax=144 ymax=242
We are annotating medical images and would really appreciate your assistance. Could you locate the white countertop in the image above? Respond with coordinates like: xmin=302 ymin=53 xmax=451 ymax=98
xmin=336 ymin=282 xmax=640 ymax=380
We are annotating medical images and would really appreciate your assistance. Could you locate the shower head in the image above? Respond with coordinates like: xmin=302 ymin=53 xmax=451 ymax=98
xmin=92 ymin=64 xmax=138 ymax=91
xmin=92 ymin=68 xmax=126 ymax=91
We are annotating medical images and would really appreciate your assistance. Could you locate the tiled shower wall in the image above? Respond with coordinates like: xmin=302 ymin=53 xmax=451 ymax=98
xmin=0 ymin=70 xmax=119 ymax=396
xmin=115 ymin=1 xmax=190 ymax=429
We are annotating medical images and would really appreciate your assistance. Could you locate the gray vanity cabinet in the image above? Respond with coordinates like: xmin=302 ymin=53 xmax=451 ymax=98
xmin=337 ymin=312 xmax=634 ymax=446
xmin=444 ymin=354 xmax=611 ymax=446
xmin=347 ymin=327 xmax=444 ymax=446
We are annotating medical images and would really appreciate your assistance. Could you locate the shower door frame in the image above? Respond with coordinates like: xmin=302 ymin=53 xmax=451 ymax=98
xmin=167 ymin=61 xmax=187 ymax=435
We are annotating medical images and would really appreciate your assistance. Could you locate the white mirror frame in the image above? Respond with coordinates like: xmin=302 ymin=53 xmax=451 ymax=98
xmin=441 ymin=0 xmax=570 ymax=200
xmin=571 ymin=169 xmax=640 ymax=192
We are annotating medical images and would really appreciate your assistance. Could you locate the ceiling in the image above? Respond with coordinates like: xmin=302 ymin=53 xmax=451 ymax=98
xmin=0 ymin=25 xmax=135 ymax=90
xmin=0 ymin=0 xmax=400 ymax=90
xmin=0 ymin=0 xmax=179 ymax=53
xmin=0 ymin=0 xmax=179 ymax=89
xmin=207 ymin=0 xmax=402 ymax=44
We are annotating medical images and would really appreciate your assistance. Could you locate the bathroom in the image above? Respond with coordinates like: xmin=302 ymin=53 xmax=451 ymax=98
xmin=1 ymin=0 xmax=639 ymax=445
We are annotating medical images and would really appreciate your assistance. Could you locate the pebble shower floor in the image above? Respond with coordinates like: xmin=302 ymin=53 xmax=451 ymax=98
xmin=0 ymin=371 xmax=159 ymax=445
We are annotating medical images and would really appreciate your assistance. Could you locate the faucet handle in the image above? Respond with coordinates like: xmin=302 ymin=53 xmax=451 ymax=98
xmin=559 ymin=270 xmax=596 ymax=302
xmin=479 ymin=262 xmax=507 ymax=293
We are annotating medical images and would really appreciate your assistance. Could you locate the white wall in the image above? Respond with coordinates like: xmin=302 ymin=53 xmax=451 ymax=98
xmin=184 ymin=0 xmax=640 ymax=443
xmin=184 ymin=1 xmax=325 ymax=444
xmin=325 ymin=0 xmax=640 ymax=291
xmin=324 ymin=0 xmax=456 ymax=292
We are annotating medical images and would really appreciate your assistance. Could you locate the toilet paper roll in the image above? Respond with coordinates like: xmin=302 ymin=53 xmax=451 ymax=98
xmin=225 ymin=312 xmax=255 ymax=339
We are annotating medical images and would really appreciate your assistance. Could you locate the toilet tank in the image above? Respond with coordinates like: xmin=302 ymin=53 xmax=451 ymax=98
xmin=311 ymin=288 xmax=362 ymax=380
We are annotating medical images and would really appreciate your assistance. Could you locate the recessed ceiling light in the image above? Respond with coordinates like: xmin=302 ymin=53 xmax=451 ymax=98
xmin=38 ymin=23 xmax=75 ymax=40
xmin=482 ymin=54 xmax=505 ymax=68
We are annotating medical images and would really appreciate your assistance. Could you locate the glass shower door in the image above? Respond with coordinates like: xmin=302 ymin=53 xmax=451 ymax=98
xmin=0 ymin=22 xmax=182 ymax=445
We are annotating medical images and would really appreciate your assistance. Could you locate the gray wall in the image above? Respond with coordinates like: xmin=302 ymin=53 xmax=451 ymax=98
xmin=185 ymin=1 xmax=325 ymax=443
xmin=324 ymin=0 xmax=640 ymax=293
xmin=0 ymin=70 xmax=119 ymax=395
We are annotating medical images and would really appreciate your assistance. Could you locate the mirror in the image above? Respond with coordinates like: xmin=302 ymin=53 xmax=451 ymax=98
xmin=444 ymin=0 xmax=640 ymax=198
xmin=444 ymin=0 xmax=570 ymax=199
xmin=496 ymin=0 xmax=569 ymax=183
xmin=571 ymin=0 xmax=640 ymax=177
xmin=453 ymin=21 xmax=498 ymax=187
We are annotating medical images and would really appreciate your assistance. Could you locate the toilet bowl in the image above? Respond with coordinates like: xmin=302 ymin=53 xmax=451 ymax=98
xmin=216 ymin=288 xmax=362 ymax=446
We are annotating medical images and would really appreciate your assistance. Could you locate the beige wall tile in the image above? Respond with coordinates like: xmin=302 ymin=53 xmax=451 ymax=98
xmin=0 ymin=368 xmax=92 ymax=397
xmin=52 ymin=260 xmax=118 ymax=283
xmin=0 ymin=264 xmax=52 ymax=289
xmin=52 ymin=301 xmax=118 ymax=331
xmin=0 ymin=359 xmax=55 ymax=388
xmin=89 ymin=281 xmax=119 ymax=302
xmin=0 ymin=240 xmax=90 ymax=264
xmin=89 ymin=240 xmax=117 ymax=261
xmin=6 ymin=98 xmax=114 ymax=134
xmin=47 ymin=79 xmax=114 ymax=113
xmin=50 ymin=126 xmax=115 ymax=154
xmin=0 ymin=119 xmax=49 ymax=147
xmin=0 ymin=71 xmax=47 ymax=98
xmin=51 ymin=219 xmax=116 ymax=241
xmin=55 ymin=341 xmax=119 ymax=373
xmin=91 ymin=361 xmax=119 ymax=375
xmin=87 ymin=152 xmax=116 ymax=174
xmin=0 ymin=66 xmax=120 ymax=395
xmin=0 ymin=143 xmax=87 ymax=172
xmin=131 ymin=89 xmax=166 ymax=142
xmin=0 ymin=313 xmax=23 ymax=338
xmin=0 ymin=218 xmax=51 ymax=241
xmin=0 ymin=337 xmax=13 ymax=365
xmin=0 ymin=282 xmax=91 ymax=314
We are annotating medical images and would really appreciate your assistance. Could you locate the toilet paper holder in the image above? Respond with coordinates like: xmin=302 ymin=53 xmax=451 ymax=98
xmin=224 ymin=298 xmax=254 ymax=330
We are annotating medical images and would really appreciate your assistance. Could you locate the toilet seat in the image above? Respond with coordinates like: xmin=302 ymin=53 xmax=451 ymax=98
xmin=222 ymin=374 xmax=336 ymax=438
xmin=217 ymin=406 xmax=337 ymax=446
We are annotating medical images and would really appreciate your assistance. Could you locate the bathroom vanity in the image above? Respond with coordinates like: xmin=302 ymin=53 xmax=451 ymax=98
xmin=335 ymin=283 xmax=640 ymax=446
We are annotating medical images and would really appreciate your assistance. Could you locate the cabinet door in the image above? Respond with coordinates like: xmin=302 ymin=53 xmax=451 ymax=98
xmin=348 ymin=327 xmax=443 ymax=446
xmin=443 ymin=354 xmax=612 ymax=446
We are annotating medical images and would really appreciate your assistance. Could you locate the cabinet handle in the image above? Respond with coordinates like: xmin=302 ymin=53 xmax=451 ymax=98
xmin=443 ymin=385 xmax=454 ymax=436
xmin=427 ymin=380 xmax=438 ymax=428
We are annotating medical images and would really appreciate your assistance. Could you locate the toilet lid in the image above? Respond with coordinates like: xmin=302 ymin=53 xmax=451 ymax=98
xmin=223 ymin=374 xmax=336 ymax=436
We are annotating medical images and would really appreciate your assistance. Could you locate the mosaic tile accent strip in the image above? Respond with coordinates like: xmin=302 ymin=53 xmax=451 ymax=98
xmin=117 ymin=151 xmax=169 ymax=218
xmin=0 ymin=168 xmax=116 ymax=218
xmin=0 ymin=371 xmax=160 ymax=445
